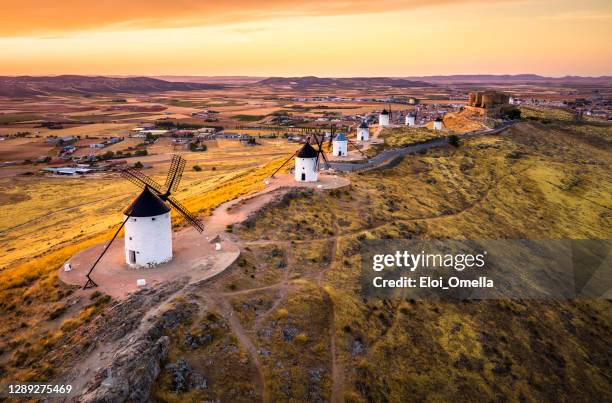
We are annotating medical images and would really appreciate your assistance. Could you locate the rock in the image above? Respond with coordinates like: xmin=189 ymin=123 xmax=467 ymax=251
xmin=77 ymin=287 xmax=197 ymax=402
xmin=351 ymin=339 xmax=364 ymax=355
xmin=165 ymin=359 xmax=191 ymax=393
xmin=282 ymin=327 xmax=299 ymax=341
xmin=165 ymin=358 xmax=208 ymax=392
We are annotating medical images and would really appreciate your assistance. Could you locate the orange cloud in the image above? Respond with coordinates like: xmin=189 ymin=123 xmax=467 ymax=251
xmin=1 ymin=0 xmax=504 ymax=36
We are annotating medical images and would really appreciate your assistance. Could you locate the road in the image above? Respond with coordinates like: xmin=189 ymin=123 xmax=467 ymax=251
xmin=328 ymin=122 xmax=516 ymax=172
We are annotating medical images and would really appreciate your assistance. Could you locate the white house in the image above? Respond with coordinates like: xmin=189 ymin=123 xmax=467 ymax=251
xmin=294 ymin=142 xmax=318 ymax=182
xmin=357 ymin=120 xmax=369 ymax=141
xmin=406 ymin=113 xmax=416 ymax=127
xmin=332 ymin=133 xmax=348 ymax=157
xmin=123 ymin=187 xmax=173 ymax=267
xmin=433 ymin=117 xmax=443 ymax=131
xmin=379 ymin=109 xmax=390 ymax=127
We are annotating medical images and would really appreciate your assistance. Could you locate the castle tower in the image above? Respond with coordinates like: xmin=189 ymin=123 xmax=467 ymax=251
xmin=124 ymin=187 xmax=172 ymax=267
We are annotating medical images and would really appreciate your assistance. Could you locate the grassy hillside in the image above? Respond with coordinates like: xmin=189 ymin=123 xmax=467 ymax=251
xmin=197 ymin=121 xmax=609 ymax=401
xmin=0 ymin=120 xmax=610 ymax=400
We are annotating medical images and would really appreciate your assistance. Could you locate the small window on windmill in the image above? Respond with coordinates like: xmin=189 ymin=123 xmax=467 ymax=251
xmin=152 ymin=217 xmax=156 ymax=221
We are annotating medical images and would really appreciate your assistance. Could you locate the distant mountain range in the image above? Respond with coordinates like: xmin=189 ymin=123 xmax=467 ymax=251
xmin=0 ymin=75 xmax=224 ymax=97
xmin=402 ymin=74 xmax=612 ymax=84
xmin=153 ymin=76 xmax=264 ymax=85
xmin=1 ymin=74 xmax=610 ymax=97
xmin=255 ymin=76 xmax=434 ymax=88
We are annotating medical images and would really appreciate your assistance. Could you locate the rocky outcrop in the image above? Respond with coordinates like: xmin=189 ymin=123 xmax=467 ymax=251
xmin=77 ymin=296 xmax=198 ymax=402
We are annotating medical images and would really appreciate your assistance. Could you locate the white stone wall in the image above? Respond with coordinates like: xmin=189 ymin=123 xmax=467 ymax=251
xmin=124 ymin=212 xmax=172 ymax=267
xmin=433 ymin=121 xmax=443 ymax=130
xmin=379 ymin=113 xmax=390 ymax=127
xmin=357 ymin=128 xmax=369 ymax=141
xmin=294 ymin=157 xmax=318 ymax=182
xmin=406 ymin=116 xmax=415 ymax=126
xmin=332 ymin=140 xmax=348 ymax=157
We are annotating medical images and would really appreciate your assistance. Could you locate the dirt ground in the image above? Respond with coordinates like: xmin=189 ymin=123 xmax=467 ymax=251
xmin=59 ymin=172 xmax=349 ymax=299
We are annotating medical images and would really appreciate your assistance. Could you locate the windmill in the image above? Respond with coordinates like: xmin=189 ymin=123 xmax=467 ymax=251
xmin=269 ymin=127 xmax=330 ymax=180
xmin=326 ymin=124 xmax=367 ymax=158
xmin=433 ymin=115 xmax=445 ymax=130
xmin=83 ymin=155 xmax=204 ymax=289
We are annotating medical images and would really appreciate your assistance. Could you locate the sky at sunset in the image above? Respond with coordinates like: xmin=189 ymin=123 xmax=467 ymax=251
xmin=1 ymin=0 xmax=610 ymax=76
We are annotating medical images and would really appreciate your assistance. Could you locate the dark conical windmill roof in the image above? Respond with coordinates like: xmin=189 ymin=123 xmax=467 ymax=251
xmin=296 ymin=142 xmax=318 ymax=158
xmin=380 ymin=109 xmax=389 ymax=115
xmin=124 ymin=187 xmax=170 ymax=217
xmin=359 ymin=120 xmax=369 ymax=129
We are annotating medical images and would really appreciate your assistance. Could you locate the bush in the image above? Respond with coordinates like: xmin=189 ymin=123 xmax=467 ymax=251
xmin=193 ymin=165 xmax=202 ymax=172
xmin=448 ymin=134 xmax=460 ymax=147
xmin=504 ymin=108 xmax=521 ymax=120
xmin=135 ymin=149 xmax=147 ymax=156
xmin=134 ymin=161 xmax=144 ymax=169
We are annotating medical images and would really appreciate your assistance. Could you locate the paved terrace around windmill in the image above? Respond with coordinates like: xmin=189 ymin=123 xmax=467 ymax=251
xmin=59 ymin=172 xmax=350 ymax=299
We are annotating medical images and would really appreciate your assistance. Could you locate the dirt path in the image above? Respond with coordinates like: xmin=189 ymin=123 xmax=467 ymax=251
xmin=203 ymin=293 xmax=270 ymax=402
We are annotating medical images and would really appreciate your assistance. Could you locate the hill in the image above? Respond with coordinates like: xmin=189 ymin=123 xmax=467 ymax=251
xmin=0 ymin=118 xmax=609 ymax=401
xmin=256 ymin=76 xmax=434 ymax=88
xmin=0 ymin=75 xmax=224 ymax=97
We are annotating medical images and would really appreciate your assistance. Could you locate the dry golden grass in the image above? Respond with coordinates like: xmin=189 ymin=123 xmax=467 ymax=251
xmin=227 ymin=121 xmax=611 ymax=401
xmin=520 ymin=105 xmax=576 ymax=121
xmin=378 ymin=126 xmax=446 ymax=148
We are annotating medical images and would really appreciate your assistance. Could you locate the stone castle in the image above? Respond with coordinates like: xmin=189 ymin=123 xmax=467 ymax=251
xmin=466 ymin=90 xmax=512 ymax=117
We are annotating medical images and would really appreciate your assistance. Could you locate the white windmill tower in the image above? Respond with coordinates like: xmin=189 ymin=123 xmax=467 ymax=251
xmin=332 ymin=133 xmax=348 ymax=157
xmin=378 ymin=109 xmax=390 ymax=127
xmin=123 ymin=187 xmax=173 ymax=267
xmin=433 ymin=117 xmax=443 ymax=131
xmin=357 ymin=120 xmax=369 ymax=141
xmin=406 ymin=112 xmax=416 ymax=127
xmin=294 ymin=142 xmax=319 ymax=182
xmin=83 ymin=155 xmax=205 ymax=288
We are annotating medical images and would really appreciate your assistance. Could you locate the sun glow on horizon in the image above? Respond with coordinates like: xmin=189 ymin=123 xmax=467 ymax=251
xmin=1 ymin=0 xmax=611 ymax=76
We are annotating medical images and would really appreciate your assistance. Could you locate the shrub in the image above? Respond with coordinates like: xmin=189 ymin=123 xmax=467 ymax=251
xmin=193 ymin=165 xmax=202 ymax=172
xmin=448 ymin=134 xmax=460 ymax=147
xmin=133 ymin=161 xmax=144 ymax=169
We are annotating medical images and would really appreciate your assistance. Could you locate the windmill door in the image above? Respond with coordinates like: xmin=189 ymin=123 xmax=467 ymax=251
xmin=301 ymin=173 xmax=306 ymax=181
xmin=129 ymin=250 xmax=136 ymax=264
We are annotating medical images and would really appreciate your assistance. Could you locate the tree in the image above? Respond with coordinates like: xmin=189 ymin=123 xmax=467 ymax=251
xmin=193 ymin=165 xmax=202 ymax=171
xmin=134 ymin=161 xmax=144 ymax=169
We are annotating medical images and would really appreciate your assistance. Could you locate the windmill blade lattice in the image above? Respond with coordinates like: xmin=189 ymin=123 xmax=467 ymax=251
xmin=165 ymin=155 xmax=186 ymax=192
xmin=121 ymin=167 xmax=166 ymax=194
xmin=167 ymin=196 xmax=205 ymax=232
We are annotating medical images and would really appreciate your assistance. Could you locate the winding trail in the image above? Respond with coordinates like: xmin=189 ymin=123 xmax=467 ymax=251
xmin=329 ymin=122 xmax=515 ymax=172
